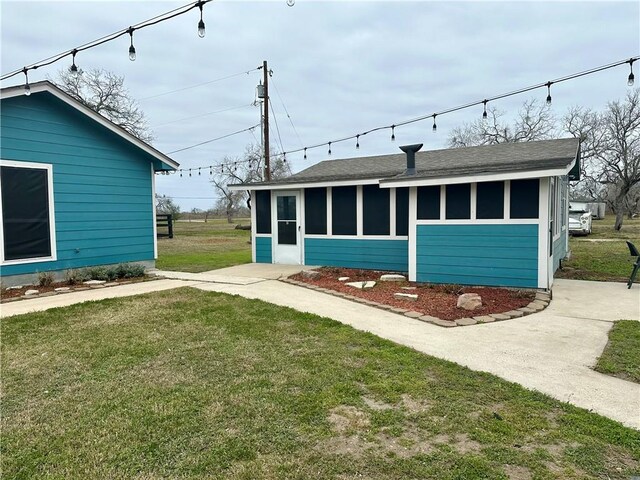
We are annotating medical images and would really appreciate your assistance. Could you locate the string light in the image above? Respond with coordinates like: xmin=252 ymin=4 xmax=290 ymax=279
xmin=391 ymin=125 xmax=396 ymax=142
xmin=482 ymin=100 xmax=488 ymax=120
xmin=189 ymin=169 xmax=192 ymax=177
xmin=432 ymin=114 xmax=437 ymax=133
xmin=128 ymin=27 xmax=136 ymax=61
xmin=69 ymin=49 xmax=78 ymax=76
xmin=283 ymin=152 xmax=287 ymax=163
xmin=356 ymin=134 xmax=360 ymax=149
xmin=328 ymin=142 xmax=332 ymax=156
xmin=629 ymin=59 xmax=635 ymax=86
xmin=23 ymin=68 xmax=30 ymax=96
xmin=197 ymin=1 xmax=206 ymax=38
xmin=198 ymin=167 xmax=201 ymax=175
xmin=303 ymin=147 xmax=307 ymax=160
xmin=546 ymin=82 xmax=552 ymax=105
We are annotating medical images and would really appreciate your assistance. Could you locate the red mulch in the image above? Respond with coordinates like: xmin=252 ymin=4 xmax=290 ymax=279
xmin=290 ymin=267 xmax=535 ymax=320
xmin=1 ymin=277 xmax=147 ymax=302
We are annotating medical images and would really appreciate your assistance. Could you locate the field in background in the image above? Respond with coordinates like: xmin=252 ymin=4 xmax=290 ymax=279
xmin=558 ymin=217 xmax=640 ymax=282
xmin=157 ymin=218 xmax=251 ymax=272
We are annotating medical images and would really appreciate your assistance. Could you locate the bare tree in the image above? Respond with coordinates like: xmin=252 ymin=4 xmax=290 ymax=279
xmin=52 ymin=68 xmax=152 ymax=143
xmin=155 ymin=194 xmax=181 ymax=221
xmin=210 ymin=143 xmax=291 ymax=223
xmin=564 ymin=90 xmax=640 ymax=230
xmin=448 ymin=99 xmax=557 ymax=147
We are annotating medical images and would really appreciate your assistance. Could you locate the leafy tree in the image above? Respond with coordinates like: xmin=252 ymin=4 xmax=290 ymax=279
xmin=53 ymin=68 xmax=152 ymax=142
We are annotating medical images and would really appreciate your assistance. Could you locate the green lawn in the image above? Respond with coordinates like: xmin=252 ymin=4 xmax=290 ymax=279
xmin=557 ymin=217 xmax=640 ymax=282
xmin=595 ymin=320 xmax=640 ymax=383
xmin=157 ymin=218 xmax=251 ymax=272
xmin=3 ymin=288 xmax=639 ymax=479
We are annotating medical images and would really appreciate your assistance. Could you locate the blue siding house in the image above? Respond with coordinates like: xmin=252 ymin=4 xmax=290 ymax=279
xmin=0 ymin=81 xmax=178 ymax=286
xmin=231 ymin=138 xmax=579 ymax=290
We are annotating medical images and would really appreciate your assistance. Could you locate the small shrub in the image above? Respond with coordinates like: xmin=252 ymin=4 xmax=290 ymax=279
xmin=118 ymin=263 xmax=145 ymax=278
xmin=64 ymin=269 xmax=88 ymax=285
xmin=38 ymin=271 xmax=55 ymax=287
xmin=84 ymin=267 xmax=110 ymax=281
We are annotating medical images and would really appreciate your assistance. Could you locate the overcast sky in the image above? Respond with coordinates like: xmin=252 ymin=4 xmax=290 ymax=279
xmin=2 ymin=1 xmax=639 ymax=210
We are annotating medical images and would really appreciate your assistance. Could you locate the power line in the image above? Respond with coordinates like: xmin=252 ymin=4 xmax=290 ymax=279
xmin=167 ymin=124 xmax=259 ymax=154
xmin=140 ymin=68 xmax=261 ymax=101
xmin=269 ymin=100 xmax=285 ymax=153
xmin=1 ymin=0 xmax=215 ymax=82
xmin=152 ymin=103 xmax=252 ymax=128
xmin=280 ymin=56 xmax=639 ymax=159
xmin=270 ymin=77 xmax=304 ymax=148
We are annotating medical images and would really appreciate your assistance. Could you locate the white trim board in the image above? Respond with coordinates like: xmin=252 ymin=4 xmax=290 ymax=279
xmin=0 ymin=159 xmax=58 ymax=266
xmin=151 ymin=163 xmax=158 ymax=260
xmin=304 ymin=234 xmax=409 ymax=241
xmin=229 ymin=178 xmax=382 ymax=192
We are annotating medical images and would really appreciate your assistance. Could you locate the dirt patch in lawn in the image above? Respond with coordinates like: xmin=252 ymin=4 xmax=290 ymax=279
xmin=290 ymin=267 xmax=535 ymax=320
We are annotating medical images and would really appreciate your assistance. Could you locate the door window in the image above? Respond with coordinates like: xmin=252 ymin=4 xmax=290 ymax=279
xmin=277 ymin=195 xmax=297 ymax=245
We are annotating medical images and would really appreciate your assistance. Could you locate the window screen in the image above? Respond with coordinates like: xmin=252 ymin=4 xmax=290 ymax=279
xmin=476 ymin=181 xmax=504 ymax=219
xmin=1 ymin=165 xmax=52 ymax=261
xmin=445 ymin=183 xmax=471 ymax=219
xmin=276 ymin=195 xmax=297 ymax=245
xmin=304 ymin=188 xmax=327 ymax=234
xmin=417 ymin=186 xmax=440 ymax=220
xmin=255 ymin=190 xmax=271 ymax=234
xmin=510 ymin=179 xmax=539 ymax=219
xmin=332 ymin=186 xmax=357 ymax=235
xmin=395 ymin=187 xmax=409 ymax=236
xmin=363 ymin=184 xmax=390 ymax=235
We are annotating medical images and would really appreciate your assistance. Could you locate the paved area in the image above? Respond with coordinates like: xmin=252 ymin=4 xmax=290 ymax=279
xmin=2 ymin=263 xmax=638 ymax=429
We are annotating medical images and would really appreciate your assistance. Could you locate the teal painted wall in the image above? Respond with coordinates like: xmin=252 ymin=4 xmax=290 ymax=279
xmin=416 ymin=224 xmax=538 ymax=288
xmin=255 ymin=236 xmax=272 ymax=263
xmin=1 ymin=92 xmax=157 ymax=276
xmin=304 ymin=238 xmax=408 ymax=272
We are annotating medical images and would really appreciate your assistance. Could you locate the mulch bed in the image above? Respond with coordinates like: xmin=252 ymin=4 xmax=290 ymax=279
xmin=289 ymin=267 xmax=535 ymax=321
xmin=1 ymin=276 xmax=150 ymax=303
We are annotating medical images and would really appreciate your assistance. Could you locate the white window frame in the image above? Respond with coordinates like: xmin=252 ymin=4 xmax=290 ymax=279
xmin=551 ymin=176 xmax=561 ymax=241
xmin=0 ymin=159 xmax=57 ymax=265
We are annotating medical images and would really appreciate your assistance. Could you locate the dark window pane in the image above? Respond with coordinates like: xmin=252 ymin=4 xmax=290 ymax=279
xmin=304 ymin=188 xmax=327 ymax=234
xmin=363 ymin=184 xmax=390 ymax=235
xmin=277 ymin=195 xmax=296 ymax=220
xmin=446 ymin=183 xmax=471 ymax=219
xmin=476 ymin=181 xmax=504 ymax=219
xmin=1 ymin=166 xmax=51 ymax=260
xmin=395 ymin=187 xmax=409 ymax=236
xmin=277 ymin=221 xmax=297 ymax=245
xmin=255 ymin=190 xmax=271 ymax=234
xmin=332 ymin=186 xmax=357 ymax=235
xmin=510 ymin=179 xmax=540 ymax=219
xmin=417 ymin=186 xmax=440 ymax=220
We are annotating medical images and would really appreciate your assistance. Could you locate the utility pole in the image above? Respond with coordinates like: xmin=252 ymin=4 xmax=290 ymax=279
xmin=262 ymin=60 xmax=271 ymax=181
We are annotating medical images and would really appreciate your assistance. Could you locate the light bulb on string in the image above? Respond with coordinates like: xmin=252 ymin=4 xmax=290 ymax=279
xmin=209 ymin=167 xmax=212 ymax=175
xmin=432 ymin=114 xmax=437 ymax=133
xmin=189 ymin=169 xmax=192 ymax=177
xmin=23 ymin=68 xmax=31 ymax=96
xmin=180 ymin=171 xmax=183 ymax=177
xmin=482 ymin=100 xmax=488 ymax=120
xmin=283 ymin=153 xmax=287 ymax=163
xmin=356 ymin=135 xmax=360 ymax=149
xmin=128 ymin=28 xmax=136 ymax=61
xmin=628 ymin=59 xmax=635 ymax=86
xmin=197 ymin=1 xmax=206 ymax=38
xmin=70 ymin=49 xmax=79 ymax=76
xmin=546 ymin=82 xmax=552 ymax=105
xmin=391 ymin=125 xmax=396 ymax=142
xmin=198 ymin=168 xmax=201 ymax=175
xmin=303 ymin=148 xmax=307 ymax=160
xmin=328 ymin=142 xmax=332 ymax=156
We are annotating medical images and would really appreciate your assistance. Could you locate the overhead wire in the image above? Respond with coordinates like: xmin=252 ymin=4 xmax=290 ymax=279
xmin=167 ymin=124 xmax=259 ymax=154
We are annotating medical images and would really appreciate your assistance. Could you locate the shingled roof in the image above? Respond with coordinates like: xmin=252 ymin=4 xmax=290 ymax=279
xmin=233 ymin=137 xmax=580 ymax=187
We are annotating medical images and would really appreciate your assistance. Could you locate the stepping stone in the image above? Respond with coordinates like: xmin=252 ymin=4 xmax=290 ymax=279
xmin=55 ymin=287 xmax=71 ymax=292
xmin=473 ymin=315 xmax=495 ymax=323
xmin=418 ymin=315 xmax=440 ymax=323
xmin=504 ymin=310 xmax=524 ymax=318
xmin=527 ymin=302 xmax=545 ymax=311
xmin=391 ymin=307 xmax=410 ymax=314
xmin=394 ymin=292 xmax=418 ymax=301
xmin=455 ymin=317 xmax=477 ymax=326
xmin=517 ymin=307 xmax=536 ymax=314
xmin=338 ymin=277 xmax=350 ymax=282
xmin=6 ymin=285 xmax=23 ymax=290
xmin=404 ymin=311 xmax=424 ymax=318
xmin=24 ymin=289 xmax=39 ymax=296
xmin=530 ymin=300 xmax=548 ymax=308
xmin=39 ymin=292 xmax=58 ymax=297
xmin=490 ymin=313 xmax=510 ymax=321
xmin=401 ymin=286 xmax=417 ymax=290
xmin=346 ymin=281 xmax=376 ymax=289
xmin=430 ymin=318 xmax=457 ymax=328
xmin=83 ymin=280 xmax=106 ymax=285
xmin=380 ymin=274 xmax=406 ymax=281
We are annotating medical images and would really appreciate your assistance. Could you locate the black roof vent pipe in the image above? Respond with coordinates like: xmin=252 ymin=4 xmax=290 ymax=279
xmin=400 ymin=143 xmax=423 ymax=175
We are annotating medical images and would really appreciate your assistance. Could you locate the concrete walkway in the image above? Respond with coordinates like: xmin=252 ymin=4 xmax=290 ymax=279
xmin=2 ymin=264 xmax=638 ymax=429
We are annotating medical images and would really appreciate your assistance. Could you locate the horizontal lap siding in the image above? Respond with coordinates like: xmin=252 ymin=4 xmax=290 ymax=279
xmin=304 ymin=238 xmax=408 ymax=272
xmin=255 ymin=237 xmax=272 ymax=263
xmin=553 ymin=231 xmax=567 ymax=273
xmin=416 ymin=224 xmax=538 ymax=288
xmin=1 ymin=94 xmax=155 ymax=276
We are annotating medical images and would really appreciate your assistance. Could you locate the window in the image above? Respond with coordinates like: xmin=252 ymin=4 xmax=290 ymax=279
xmin=476 ymin=181 xmax=504 ymax=219
xmin=395 ymin=187 xmax=409 ymax=236
xmin=332 ymin=186 xmax=357 ymax=235
xmin=363 ymin=184 xmax=390 ymax=235
xmin=510 ymin=179 xmax=539 ymax=219
xmin=304 ymin=187 xmax=327 ymax=234
xmin=445 ymin=183 xmax=471 ymax=220
xmin=1 ymin=162 xmax=55 ymax=262
xmin=255 ymin=190 xmax=271 ymax=234
xmin=417 ymin=186 xmax=440 ymax=220
xmin=276 ymin=195 xmax=297 ymax=245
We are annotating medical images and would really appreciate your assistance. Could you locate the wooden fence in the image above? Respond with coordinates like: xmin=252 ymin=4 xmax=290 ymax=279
xmin=156 ymin=214 xmax=174 ymax=239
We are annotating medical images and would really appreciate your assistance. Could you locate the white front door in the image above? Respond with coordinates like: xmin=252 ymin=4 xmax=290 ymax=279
xmin=273 ymin=191 xmax=302 ymax=264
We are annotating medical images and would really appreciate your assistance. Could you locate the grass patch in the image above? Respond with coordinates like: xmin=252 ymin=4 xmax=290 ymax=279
xmin=595 ymin=320 xmax=640 ymax=383
xmin=556 ymin=217 xmax=639 ymax=282
xmin=2 ymin=288 xmax=640 ymax=479
xmin=157 ymin=218 xmax=251 ymax=272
